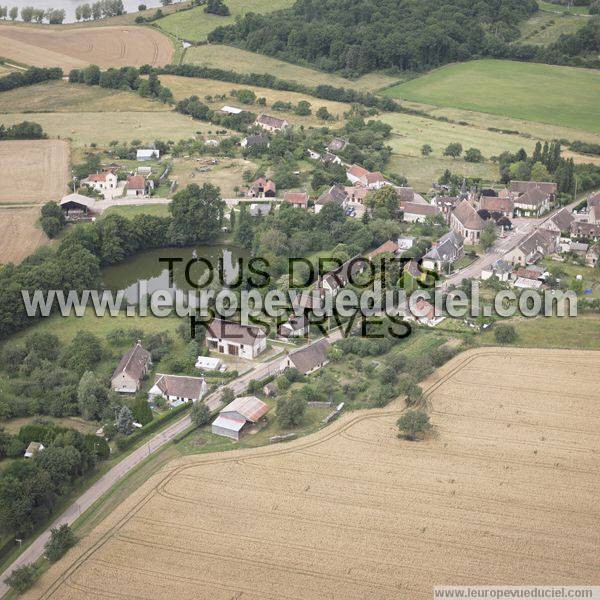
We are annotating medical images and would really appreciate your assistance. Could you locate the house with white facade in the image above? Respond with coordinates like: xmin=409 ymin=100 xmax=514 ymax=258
xmin=148 ymin=374 xmax=208 ymax=407
xmin=205 ymin=319 xmax=267 ymax=360
xmin=82 ymin=171 xmax=118 ymax=193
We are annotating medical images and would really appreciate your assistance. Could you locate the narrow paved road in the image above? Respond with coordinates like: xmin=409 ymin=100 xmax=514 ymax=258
xmin=0 ymin=330 xmax=342 ymax=597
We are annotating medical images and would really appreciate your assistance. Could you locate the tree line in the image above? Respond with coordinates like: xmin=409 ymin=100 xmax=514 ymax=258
xmin=0 ymin=121 xmax=46 ymax=140
xmin=73 ymin=0 xmax=124 ymax=20
xmin=0 ymin=5 xmax=65 ymax=23
xmin=0 ymin=66 xmax=63 ymax=94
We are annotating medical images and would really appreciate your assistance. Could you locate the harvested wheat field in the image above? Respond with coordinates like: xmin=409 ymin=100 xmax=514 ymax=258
xmin=0 ymin=25 xmax=173 ymax=71
xmin=28 ymin=348 xmax=600 ymax=599
xmin=0 ymin=207 xmax=48 ymax=264
xmin=0 ymin=140 xmax=69 ymax=203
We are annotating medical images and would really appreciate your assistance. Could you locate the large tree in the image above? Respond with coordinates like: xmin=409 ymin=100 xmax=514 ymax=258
xmin=168 ymin=184 xmax=225 ymax=246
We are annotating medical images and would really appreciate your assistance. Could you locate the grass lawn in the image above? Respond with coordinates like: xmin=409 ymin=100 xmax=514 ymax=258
xmin=160 ymin=74 xmax=352 ymax=127
xmin=519 ymin=11 xmax=586 ymax=45
xmin=183 ymin=44 xmax=400 ymax=92
xmin=383 ymin=59 xmax=600 ymax=132
xmin=8 ymin=311 xmax=182 ymax=345
xmin=538 ymin=0 xmax=590 ymax=14
xmin=0 ymin=81 xmax=168 ymax=114
xmin=156 ymin=0 xmax=295 ymax=42
xmin=480 ymin=314 xmax=600 ymax=350
xmin=102 ymin=204 xmax=171 ymax=218
xmin=387 ymin=154 xmax=498 ymax=193
xmin=382 ymin=111 xmax=536 ymax=158
xmin=0 ymin=110 xmax=204 ymax=147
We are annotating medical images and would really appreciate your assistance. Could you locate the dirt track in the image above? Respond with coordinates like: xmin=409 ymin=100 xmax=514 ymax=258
xmin=24 ymin=348 xmax=600 ymax=599
xmin=0 ymin=25 xmax=173 ymax=70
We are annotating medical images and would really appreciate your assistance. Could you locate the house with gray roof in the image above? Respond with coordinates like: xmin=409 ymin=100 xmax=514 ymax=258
xmin=212 ymin=396 xmax=270 ymax=440
xmin=205 ymin=319 xmax=267 ymax=360
xmin=450 ymin=200 xmax=486 ymax=244
xmin=279 ymin=338 xmax=331 ymax=375
xmin=111 ymin=341 xmax=152 ymax=393
xmin=148 ymin=374 xmax=208 ymax=407
xmin=422 ymin=230 xmax=464 ymax=272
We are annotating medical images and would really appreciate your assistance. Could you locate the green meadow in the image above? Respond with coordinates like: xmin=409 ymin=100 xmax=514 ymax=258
xmin=383 ymin=60 xmax=600 ymax=132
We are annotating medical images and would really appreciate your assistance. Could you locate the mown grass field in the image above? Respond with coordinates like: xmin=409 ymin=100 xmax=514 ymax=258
xmin=538 ymin=0 xmax=590 ymax=14
xmin=0 ymin=110 xmax=204 ymax=147
xmin=384 ymin=60 xmax=600 ymax=132
xmin=183 ymin=44 xmax=400 ymax=92
xmin=160 ymin=74 xmax=352 ymax=126
xmin=519 ymin=11 xmax=586 ymax=45
xmin=0 ymin=81 xmax=170 ymax=114
xmin=156 ymin=0 xmax=294 ymax=42
xmin=102 ymin=204 xmax=172 ymax=219
xmin=388 ymin=154 xmax=498 ymax=192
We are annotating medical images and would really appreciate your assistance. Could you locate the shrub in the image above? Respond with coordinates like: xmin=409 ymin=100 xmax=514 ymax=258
xmin=494 ymin=324 xmax=517 ymax=344
xmin=44 ymin=524 xmax=76 ymax=562
xmin=397 ymin=409 xmax=432 ymax=441
xmin=277 ymin=395 xmax=306 ymax=428
xmin=4 ymin=564 xmax=38 ymax=594
xmin=191 ymin=401 xmax=211 ymax=427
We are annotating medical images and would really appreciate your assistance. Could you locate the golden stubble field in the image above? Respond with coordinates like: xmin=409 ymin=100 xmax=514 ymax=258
xmin=0 ymin=25 xmax=173 ymax=70
xmin=0 ymin=139 xmax=69 ymax=204
xmin=27 ymin=348 xmax=600 ymax=599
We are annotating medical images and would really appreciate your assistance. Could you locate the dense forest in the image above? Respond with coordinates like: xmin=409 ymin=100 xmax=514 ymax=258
xmin=208 ymin=0 xmax=538 ymax=74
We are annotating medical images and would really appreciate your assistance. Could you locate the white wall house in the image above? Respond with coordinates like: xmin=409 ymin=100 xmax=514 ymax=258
xmin=148 ymin=374 xmax=208 ymax=407
xmin=83 ymin=171 xmax=118 ymax=192
xmin=205 ymin=319 xmax=267 ymax=360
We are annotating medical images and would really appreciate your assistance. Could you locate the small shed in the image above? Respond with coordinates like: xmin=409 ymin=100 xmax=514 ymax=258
xmin=24 ymin=441 xmax=44 ymax=458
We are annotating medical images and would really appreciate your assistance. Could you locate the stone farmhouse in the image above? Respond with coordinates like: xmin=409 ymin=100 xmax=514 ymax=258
xmin=111 ymin=341 xmax=152 ymax=393
xmin=509 ymin=181 xmax=556 ymax=217
xmin=504 ymin=228 xmax=559 ymax=266
xmin=205 ymin=319 xmax=267 ymax=360
xmin=422 ymin=230 xmax=465 ymax=272
xmin=82 ymin=170 xmax=118 ymax=192
xmin=284 ymin=191 xmax=309 ymax=209
xmin=255 ymin=114 xmax=289 ymax=133
xmin=148 ymin=374 xmax=208 ymax=407
xmin=279 ymin=338 xmax=331 ymax=375
xmin=346 ymin=164 xmax=387 ymax=189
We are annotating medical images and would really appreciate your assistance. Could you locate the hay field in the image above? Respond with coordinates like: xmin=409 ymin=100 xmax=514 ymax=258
xmin=0 ymin=111 xmax=203 ymax=147
xmin=0 ymin=81 xmax=170 ymax=114
xmin=160 ymin=74 xmax=352 ymax=126
xmin=0 ymin=207 xmax=48 ymax=264
xmin=384 ymin=60 xmax=600 ymax=132
xmin=0 ymin=25 xmax=173 ymax=71
xmin=156 ymin=0 xmax=294 ymax=42
xmin=184 ymin=45 xmax=399 ymax=92
xmin=28 ymin=348 xmax=600 ymax=599
xmin=0 ymin=139 xmax=69 ymax=203
xmin=519 ymin=11 xmax=586 ymax=45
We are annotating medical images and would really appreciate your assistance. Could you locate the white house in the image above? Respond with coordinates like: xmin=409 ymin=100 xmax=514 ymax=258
xmin=346 ymin=164 xmax=387 ymax=189
xmin=402 ymin=202 xmax=441 ymax=223
xmin=137 ymin=149 xmax=160 ymax=161
xmin=278 ymin=315 xmax=310 ymax=338
xmin=82 ymin=171 xmax=117 ymax=192
xmin=148 ymin=374 xmax=208 ymax=407
xmin=205 ymin=319 xmax=267 ymax=360
xmin=111 ymin=341 xmax=152 ymax=393
xmin=125 ymin=174 xmax=151 ymax=197
xmin=255 ymin=114 xmax=289 ymax=133
xmin=421 ymin=230 xmax=464 ymax=272
xmin=211 ymin=396 xmax=270 ymax=440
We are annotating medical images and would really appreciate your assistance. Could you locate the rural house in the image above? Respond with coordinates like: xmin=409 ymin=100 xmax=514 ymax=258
xmin=421 ymin=230 xmax=465 ymax=272
xmin=509 ymin=181 xmax=556 ymax=217
xmin=248 ymin=177 xmax=276 ymax=198
xmin=432 ymin=195 xmax=460 ymax=223
xmin=125 ymin=174 xmax=151 ymax=197
xmin=82 ymin=170 xmax=117 ymax=192
xmin=211 ymin=396 xmax=270 ymax=440
xmin=205 ymin=318 xmax=267 ymax=359
xmin=479 ymin=196 xmax=514 ymax=217
xmin=504 ymin=228 xmax=559 ymax=266
xmin=327 ymin=138 xmax=347 ymax=152
xmin=315 ymin=184 xmax=348 ymax=214
xmin=278 ymin=314 xmax=310 ymax=338
xmin=111 ymin=341 xmax=152 ymax=393
xmin=346 ymin=164 xmax=387 ymax=189
xmin=255 ymin=114 xmax=289 ymax=132
xmin=137 ymin=148 xmax=160 ymax=161
xmin=368 ymin=239 xmax=399 ymax=259
xmin=279 ymin=338 xmax=331 ymax=375
xmin=24 ymin=441 xmax=44 ymax=458
xmin=402 ymin=202 xmax=441 ymax=223
xmin=148 ymin=374 xmax=208 ymax=407
xmin=241 ymin=134 xmax=269 ymax=149
xmin=450 ymin=200 xmax=486 ymax=243
xmin=320 ymin=256 xmax=365 ymax=296
xmin=541 ymin=207 xmax=575 ymax=235
xmin=284 ymin=191 xmax=309 ymax=209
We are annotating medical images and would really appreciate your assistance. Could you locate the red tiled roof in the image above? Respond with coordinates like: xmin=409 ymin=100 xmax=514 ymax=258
xmin=284 ymin=191 xmax=308 ymax=205
xmin=126 ymin=175 xmax=146 ymax=190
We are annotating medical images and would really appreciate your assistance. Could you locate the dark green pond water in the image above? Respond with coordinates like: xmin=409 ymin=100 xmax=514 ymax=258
xmin=102 ymin=245 xmax=247 ymax=304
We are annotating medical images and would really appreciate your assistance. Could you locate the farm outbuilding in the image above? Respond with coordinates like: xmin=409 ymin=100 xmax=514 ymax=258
xmin=211 ymin=396 xmax=270 ymax=441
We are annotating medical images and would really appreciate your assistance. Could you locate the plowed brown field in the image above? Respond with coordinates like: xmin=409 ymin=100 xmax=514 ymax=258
xmin=0 ymin=25 xmax=173 ymax=70
xmin=26 ymin=348 xmax=600 ymax=600
xmin=0 ymin=207 xmax=48 ymax=264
